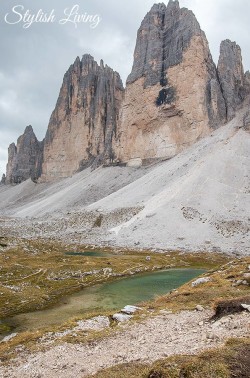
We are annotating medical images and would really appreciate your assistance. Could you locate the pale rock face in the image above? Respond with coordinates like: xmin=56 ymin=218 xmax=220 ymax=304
xmin=6 ymin=143 xmax=17 ymax=184
xmin=218 ymin=40 xmax=245 ymax=120
xmin=243 ymin=111 xmax=250 ymax=131
xmin=5 ymin=126 xmax=43 ymax=184
xmin=244 ymin=71 xmax=250 ymax=96
xmin=115 ymin=1 xmax=226 ymax=164
xmin=41 ymin=55 xmax=124 ymax=181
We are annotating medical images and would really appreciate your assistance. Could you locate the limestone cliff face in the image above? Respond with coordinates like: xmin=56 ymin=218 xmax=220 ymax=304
xmin=114 ymin=1 xmax=226 ymax=164
xmin=244 ymin=71 xmax=250 ymax=94
xmin=218 ymin=40 xmax=246 ymax=120
xmin=5 ymin=126 xmax=43 ymax=184
xmin=41 ymin=55 xmax=124 ymax=180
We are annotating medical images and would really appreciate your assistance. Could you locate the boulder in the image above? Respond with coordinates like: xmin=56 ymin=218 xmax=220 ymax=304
xmin=112 ymin=313 xmax=132 ymax=322
xmin=192 ymin=277 xmax=211 ymax=287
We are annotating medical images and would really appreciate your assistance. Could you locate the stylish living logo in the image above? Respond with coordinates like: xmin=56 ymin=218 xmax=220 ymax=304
xmin=4 ymin=4 xmax=101 ymax=29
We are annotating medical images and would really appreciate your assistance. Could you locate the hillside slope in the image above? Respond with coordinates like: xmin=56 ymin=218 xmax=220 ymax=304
xmin=0 ymin=109 xmax=249 ymax=255
xmin=87 ymin=109 xmax=250 ymax=254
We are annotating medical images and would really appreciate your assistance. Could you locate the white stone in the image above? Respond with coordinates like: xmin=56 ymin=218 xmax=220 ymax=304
xmin=121 ymin=305 xmax=142 ymax=314
xmin=126 ymin=158 xmax=142 ymax=168
xmin=192 ymin=277 xmax=210 ymax=287
xmin=196 ymin=305 xmax=204 ymax=312
xmin=241 ymin=304 xmax=250 ymax=312
xmin=112 ymin=313 xmax=132 ymax=322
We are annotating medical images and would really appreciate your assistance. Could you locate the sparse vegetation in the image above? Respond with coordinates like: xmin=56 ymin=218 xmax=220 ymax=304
xmin=87 ymin=338 xmax=250 ymax=378
xmin=0 ymin=232 xmax=249 ymax=374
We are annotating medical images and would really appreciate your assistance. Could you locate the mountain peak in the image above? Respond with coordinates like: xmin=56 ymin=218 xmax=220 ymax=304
xmin=6 ymin=126 xmax=43 ymax=184
xmin=127 ymin=1 xmax=201 ymax=87
xmin=166 ymin=0 xmax=180 ymax=10
xmin=24 ymin=125 xmax=34 ymax=135
xmin=150 ymin=3 xmax=167 ymax=12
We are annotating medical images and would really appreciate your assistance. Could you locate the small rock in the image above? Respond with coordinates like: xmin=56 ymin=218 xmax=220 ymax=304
xmin=241 ymin=304 xmax=250 ymax=312
xmin=159 ymin=310 xmax=172 ymax=315
xmin=192 ymin=277 xmax=210 ymax=287
xmin=196 ymin=305 xmax=204 ymax=312
xmin=206 ymin=333 xmax=219 ymax=340
xmin=220 ymin=317 xmax=230 ymax=324
xmin=112 ymin=313 xmax=132 ymax=322
xmin=121 ymin=305 xmax=142 ymax=315
xmin=103 ymin=268 xmax=112 ymax=275
xmin=199 ymin=321 xmax=204 ymax=326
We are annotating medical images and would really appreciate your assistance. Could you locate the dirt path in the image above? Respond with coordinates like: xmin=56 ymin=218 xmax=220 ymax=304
xmin=1 ymin=309 xmax=249 ymax=378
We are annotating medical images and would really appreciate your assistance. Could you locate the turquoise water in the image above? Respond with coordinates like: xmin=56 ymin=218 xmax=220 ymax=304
xmin=92 ymin=268 xmax=204 ymax=308
xmin=4 ymin=269 xmax=204 ymax=334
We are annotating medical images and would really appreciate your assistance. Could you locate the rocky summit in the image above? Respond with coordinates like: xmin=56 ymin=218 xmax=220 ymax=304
xmin=115 ymin=1 xmax=228 ymax=165
xmin=41 ymin=55 xmax=124 ymax=181
xmin=218 ymin=39 xmax=248 ymax=121
xmin=5 ymin=125 xmax=43 ymax=184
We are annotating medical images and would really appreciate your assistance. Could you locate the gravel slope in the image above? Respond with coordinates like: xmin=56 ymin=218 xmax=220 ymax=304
xmin=1 ymin=310 xmax=249 ymax=378
xmin=0 ymin=110 xmax=249 ymax=254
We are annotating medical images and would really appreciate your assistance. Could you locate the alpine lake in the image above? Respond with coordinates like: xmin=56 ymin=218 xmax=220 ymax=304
xmin=0 ymin=238 xmax=228 ymax=338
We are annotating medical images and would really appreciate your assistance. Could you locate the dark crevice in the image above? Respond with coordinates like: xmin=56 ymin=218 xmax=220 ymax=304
xmin=160 ymin=11 xmax=167 ymax=87
xmin=156 ymin=87 xmax=176 ymax=106
xmin=216 ymin=69 xmax=228 ymax=120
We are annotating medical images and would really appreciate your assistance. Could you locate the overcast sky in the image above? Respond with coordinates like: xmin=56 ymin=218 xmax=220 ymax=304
xmin=0 ymin=0 xmax=250 ymax=178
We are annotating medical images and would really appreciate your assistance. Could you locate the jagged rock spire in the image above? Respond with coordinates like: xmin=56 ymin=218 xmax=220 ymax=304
xmin=115 ymin=1 xmax=226 ymax=164
xmin=41 ymin=55 xmax=124 ymax=180
xmin=218 ymin=39 xmax=245 ymax=120
xmin=127 ymin=1 xmax=201 ymax=87
xmin=5 ymin=125 xmax=43 ymax=184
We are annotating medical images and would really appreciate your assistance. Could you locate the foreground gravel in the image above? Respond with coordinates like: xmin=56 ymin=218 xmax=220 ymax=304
xmin=1 ymin=309 xmax=249 ymax=378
